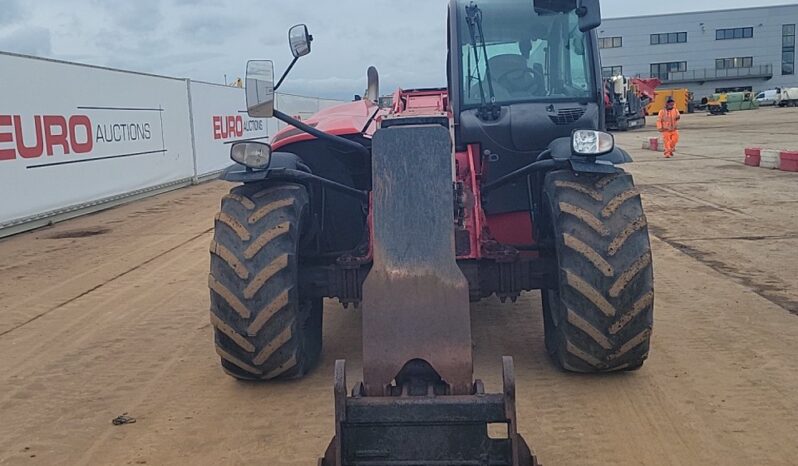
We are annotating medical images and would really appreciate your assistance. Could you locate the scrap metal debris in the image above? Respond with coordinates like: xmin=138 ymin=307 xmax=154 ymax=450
xmin=112 ymin=414 xmax=136 ymax=426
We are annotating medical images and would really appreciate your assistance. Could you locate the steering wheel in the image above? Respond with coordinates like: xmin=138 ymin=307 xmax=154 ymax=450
xmin=496 ymin=67 xmax=542 ymax=94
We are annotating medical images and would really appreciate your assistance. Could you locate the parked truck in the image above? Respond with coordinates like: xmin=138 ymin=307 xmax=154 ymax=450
xmin=776 ymin=87 xmax=798 ymax=107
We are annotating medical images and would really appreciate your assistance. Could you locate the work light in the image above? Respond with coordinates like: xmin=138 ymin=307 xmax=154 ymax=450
xmin=571 ymin=130 xmax=614 ymax=156
xmin=230 ymin=141 xmax=272 ymax=170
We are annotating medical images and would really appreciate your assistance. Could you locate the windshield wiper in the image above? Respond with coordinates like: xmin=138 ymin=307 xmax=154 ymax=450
xmin=465 ymin=2 xmax=500 ymax=120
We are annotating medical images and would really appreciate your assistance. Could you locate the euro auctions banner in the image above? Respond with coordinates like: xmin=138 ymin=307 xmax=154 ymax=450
xmin=0 ymin=52 xmax=195 ymax=225
xmin=0 ymin=51 xmax=348 ymax=232
xmin=188 ymin=81 xmax=268 ymax=176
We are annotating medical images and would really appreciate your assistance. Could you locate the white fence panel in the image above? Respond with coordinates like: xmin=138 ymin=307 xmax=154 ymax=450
xmin=274 ymin=93 xmax=349 ymax=129
xmin=0 ymin=52 xmax=348 ymax=236
xmin=188 ymin=81 xmax=269 ymax=177
xmin=0 ymin=53 xmax=195 ymax=227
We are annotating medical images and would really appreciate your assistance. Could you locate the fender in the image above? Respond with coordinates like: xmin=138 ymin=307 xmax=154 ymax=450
xmin=220 ymin=151 xmax=306 ymax=182
xmin=547 ymin=136 xmax=633 ymax=174
xmin=220 ymin=151 xmax=367 ymax=201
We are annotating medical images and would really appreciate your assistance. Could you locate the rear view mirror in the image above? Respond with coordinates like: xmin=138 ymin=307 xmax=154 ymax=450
xmin=289 ymin=24 xmax=313 ymax=58
xmin=576 ymin=0 xmax=601 ymax=32
xmin=246 ymin=60 xmax=275 ymax=118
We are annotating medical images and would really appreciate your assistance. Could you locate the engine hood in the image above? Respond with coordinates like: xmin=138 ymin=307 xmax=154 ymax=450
xmin=270 ymin=99 xmax=384 ymax=150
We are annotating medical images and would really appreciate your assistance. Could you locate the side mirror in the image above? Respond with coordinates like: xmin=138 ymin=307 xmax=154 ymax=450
xmin=289 ymin=24 xmax=313 ymax=58
xmin=576 ymin=0 xmax=601 ymax=32
xmin=246 ymin=60 xmax=275 ymax=118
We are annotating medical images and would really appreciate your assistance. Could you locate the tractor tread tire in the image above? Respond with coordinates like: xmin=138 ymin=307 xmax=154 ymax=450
xmin=542 ymin=170 xmax=654 ymax=373
xmin=209 ymin=183 xmax=322 ymax=381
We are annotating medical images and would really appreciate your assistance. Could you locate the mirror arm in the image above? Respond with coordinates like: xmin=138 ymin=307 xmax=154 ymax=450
xmin=273 ymin=109 xmax=370 ymax=158
xmin=274 ymin=56 xmax=299 ymax=91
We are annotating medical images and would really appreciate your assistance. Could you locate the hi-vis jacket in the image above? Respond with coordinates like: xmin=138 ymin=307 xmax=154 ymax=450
xmin=657 ymin=108 xmax=681 ymax=132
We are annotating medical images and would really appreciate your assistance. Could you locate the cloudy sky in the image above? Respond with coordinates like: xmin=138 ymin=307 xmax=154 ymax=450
xmin=0 ymin=0 xmax=789 ymax=99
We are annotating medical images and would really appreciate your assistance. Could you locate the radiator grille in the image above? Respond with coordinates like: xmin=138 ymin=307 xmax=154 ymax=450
xmin=549 ymin=108 xmax=585 ymax=125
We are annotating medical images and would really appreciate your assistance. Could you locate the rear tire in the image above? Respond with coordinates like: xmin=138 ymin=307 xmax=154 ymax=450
xmin=541 ymin=170 xmax=654 ymax=372
xmin=209 ymin=183 xmax=322 ymax=380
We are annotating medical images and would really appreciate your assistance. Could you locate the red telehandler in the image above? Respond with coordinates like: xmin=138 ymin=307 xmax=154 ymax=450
xmin=209 ymin=1 xmax=654 ymax=464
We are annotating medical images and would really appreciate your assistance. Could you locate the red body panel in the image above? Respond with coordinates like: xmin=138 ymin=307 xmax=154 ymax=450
xmin=270 ymin=99 xmax=384 ymax=150
xmin=390 ymin=88 xmax=449 ymax=115
xmin=273 ymin=87 xmax=537 ymax=261
xmin=485 ymin=212 xmax=534 ymax=248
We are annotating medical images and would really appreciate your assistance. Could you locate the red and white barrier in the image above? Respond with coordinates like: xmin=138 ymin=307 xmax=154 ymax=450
xmin=780 ymin=151 xmax=798 ymax=172
xmin=642 ymin=137 xmax=662 ymax=151
xmin=744 ymin=148 xmax=761 ymax=166
xmin=744 ymin=147 xmax=798 ymax=172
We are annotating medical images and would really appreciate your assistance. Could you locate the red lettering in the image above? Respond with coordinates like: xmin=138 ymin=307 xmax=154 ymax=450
xmin=235 ymin=116 xmax=244 ymax=137
xmin=227 ymin=116 xmax=236 ymax=139
xmin=13 ymin=115 xmax=44 ymax=159
xmin=0 ymin=115 xmax=13 ymax=160
xmin=213 ymin=116 xmax=222 ymax=139
xmin=43 ymin=115 xmax=69 ymax=156
xmin=220 ymin=117 xmax=228 ymax=138
xmin=69 ymin=115 xmax=93 ymax=154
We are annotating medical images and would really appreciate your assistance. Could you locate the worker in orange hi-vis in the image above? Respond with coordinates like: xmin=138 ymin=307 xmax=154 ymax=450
xmin=657 ymin=96 xmax=681 ymax=158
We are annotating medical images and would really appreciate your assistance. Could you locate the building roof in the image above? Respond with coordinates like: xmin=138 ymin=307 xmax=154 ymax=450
xmin=605 ymin=3 xmax=798 ymax=21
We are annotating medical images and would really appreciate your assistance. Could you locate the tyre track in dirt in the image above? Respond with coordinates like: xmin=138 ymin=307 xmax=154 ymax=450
xmin=0 ymin=227 xmax=212 ymax=339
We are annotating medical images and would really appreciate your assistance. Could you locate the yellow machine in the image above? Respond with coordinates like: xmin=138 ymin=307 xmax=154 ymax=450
xmin=647 ymin=88 xmax=691 ymax=114
xmin=707 ymin=93 xmax=728 ymax=115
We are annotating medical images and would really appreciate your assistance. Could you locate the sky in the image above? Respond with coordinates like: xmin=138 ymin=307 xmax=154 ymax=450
xmin=0 ymin=0 xmax=790 ymax=99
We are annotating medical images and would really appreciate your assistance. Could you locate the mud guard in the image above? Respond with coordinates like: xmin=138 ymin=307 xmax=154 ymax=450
xmin=218 ymin=151 xmax=304 ymax=183
xmin=319 ymin=122 xmax=538 ymax=466
xmin=548 ymin=136 xmax=632 ymax=174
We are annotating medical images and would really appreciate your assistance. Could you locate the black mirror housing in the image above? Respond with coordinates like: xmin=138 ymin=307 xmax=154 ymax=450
xmin=576 ymin=0 xmax=601 ymax=32
xmin=289 ymin=24 xmax=313 ymax=58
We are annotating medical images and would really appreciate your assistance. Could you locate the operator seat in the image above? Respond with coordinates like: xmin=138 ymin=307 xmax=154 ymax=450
xmin=488 ymin=54 xmax=544 ymax=97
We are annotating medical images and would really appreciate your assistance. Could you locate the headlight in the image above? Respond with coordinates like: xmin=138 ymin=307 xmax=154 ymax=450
xmin=231 ymin=142 xmax=272 ymax=169
xmin=572 ymin=130 xmax=614 ymax=156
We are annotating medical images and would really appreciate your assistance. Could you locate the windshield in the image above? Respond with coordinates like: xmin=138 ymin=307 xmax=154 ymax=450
xmin=458 ymin=1 xmax=594 ymax=107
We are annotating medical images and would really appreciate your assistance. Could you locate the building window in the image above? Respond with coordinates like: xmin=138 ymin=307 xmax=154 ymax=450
xmin=716 ymin=27 xmax=753 ymax=40
xmin=602 ymin=66 xmax=623 ymax=78
xmin=784 ymin=24 xmax=796 ymax=75
xmin=650 ymin=32 xmax=687 ymax=45
xmin=715 ymin=57 xmax=754 ymax=69
xmin=599 ymin=36 xmax=622 ymax=49
xmin=716 ymin=86 xmax=753 ymax=93
xmin=650 ymin=61 xmax=687 ymax=80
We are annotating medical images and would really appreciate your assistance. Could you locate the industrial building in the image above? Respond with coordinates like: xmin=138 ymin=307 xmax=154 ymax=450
xmin=598 ymin=4 xmax=798 ymax=98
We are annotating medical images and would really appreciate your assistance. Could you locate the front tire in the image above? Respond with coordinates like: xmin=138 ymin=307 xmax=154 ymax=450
xmin=541 ymin=170 xmax=654 ymax=372
xmin=209 ymin=183 xmax=322 ymax=380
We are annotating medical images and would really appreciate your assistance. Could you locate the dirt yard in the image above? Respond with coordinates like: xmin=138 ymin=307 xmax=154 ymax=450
xmin=1 ymin=107 xmax=797 ymax=466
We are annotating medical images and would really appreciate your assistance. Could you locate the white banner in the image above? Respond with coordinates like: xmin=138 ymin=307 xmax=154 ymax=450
xmin=188 ymin=81 xmax=269 ymax=177
xmin=274 ymin=93 xmax=349 ymax=129
xmin=0 ymin=52 xmax=195 ymax=225
xmin=0 ymin=52 xmax=348 ymax=232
